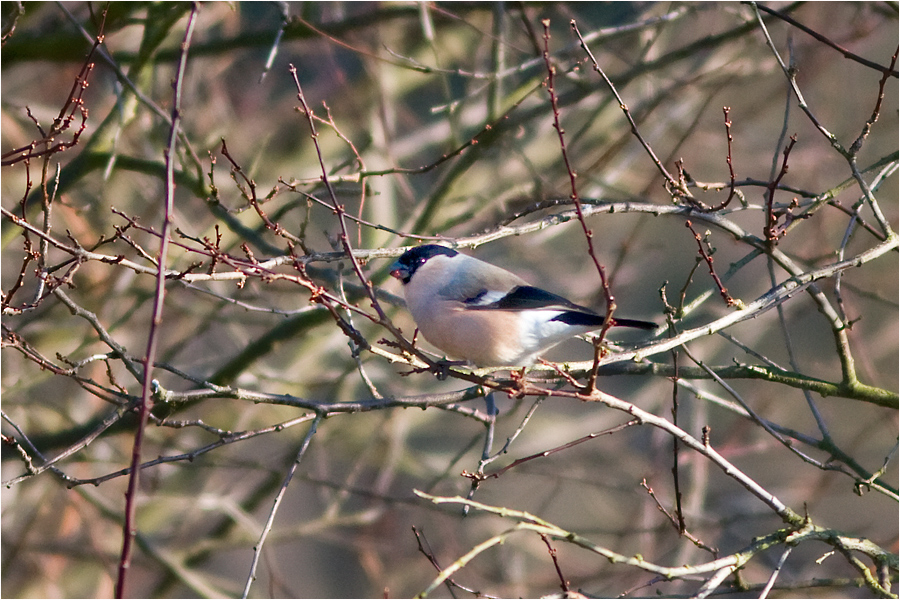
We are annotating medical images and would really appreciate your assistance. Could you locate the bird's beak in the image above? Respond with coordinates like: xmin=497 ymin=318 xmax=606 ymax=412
xmin=389 ymin=262 xmax=409 ymax=284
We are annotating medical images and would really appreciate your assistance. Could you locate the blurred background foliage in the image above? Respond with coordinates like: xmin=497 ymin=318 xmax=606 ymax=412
xmin=1 ymin=2 xmax=897 ymax=598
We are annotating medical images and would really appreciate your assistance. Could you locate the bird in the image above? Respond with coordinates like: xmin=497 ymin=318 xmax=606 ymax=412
xmin=389 ymin=244 xmax=657 ymax=367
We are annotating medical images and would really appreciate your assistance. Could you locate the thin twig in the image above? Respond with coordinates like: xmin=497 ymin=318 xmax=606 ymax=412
xmin=685 ymin=220 xmax=737 ymax=307
xmin=760 ymin=546 xmax=793 ymax=599
xmin=241 ymin=414 xmax=323 ymax=598
xmin=115 ymin=5 xmax=198 ymax=598
xmin=540 ymin=534 xmax=569 ymax=594
xmin=542 ymin=19 xmax=617 ymax=391
xmin=750 ymin=2 xmax=899 ymax=78
xmin=465 ymin=420 xmax=640 ymax=481
xmin=570 ymin=19 xmax=682 ymax=196
xmin=640 ymin=479 xmax=718 ymax=554
xmin=764 ymin=135 xmax=797 ymax=243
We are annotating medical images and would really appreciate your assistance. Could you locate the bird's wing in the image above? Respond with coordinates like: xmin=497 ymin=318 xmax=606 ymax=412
xmin=466 ymin=285 xmax=598 ymax=314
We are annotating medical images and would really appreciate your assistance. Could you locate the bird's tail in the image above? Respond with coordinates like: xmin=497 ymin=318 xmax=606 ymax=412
xmin=611 ymin=317 xmax=658 ymax=330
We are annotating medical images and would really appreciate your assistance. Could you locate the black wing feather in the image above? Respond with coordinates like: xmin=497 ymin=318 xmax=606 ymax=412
xmin=471 ymin=285 xmax=657 ymax=330
xmin=481 ymin=286 xmax=597 ymax=313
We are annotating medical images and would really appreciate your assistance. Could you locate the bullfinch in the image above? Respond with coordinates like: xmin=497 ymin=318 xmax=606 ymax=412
xmin=389 ymin=244 xmax=657 ymax=367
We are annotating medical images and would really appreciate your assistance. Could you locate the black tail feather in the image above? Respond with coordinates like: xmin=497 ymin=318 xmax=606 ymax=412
xmin=610 ymin=317 xmax=658 ymax=330
xmin=553 ymin=311 xmax=657 ymax=330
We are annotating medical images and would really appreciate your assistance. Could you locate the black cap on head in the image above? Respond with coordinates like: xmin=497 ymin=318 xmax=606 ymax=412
xmin=391 ymin=244 xmax=458 ymax=284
